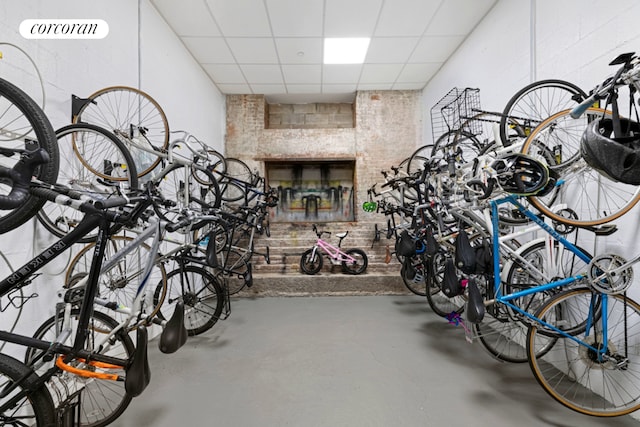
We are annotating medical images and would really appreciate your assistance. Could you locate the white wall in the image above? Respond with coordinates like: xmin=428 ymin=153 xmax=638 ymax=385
xmin=0 ymin=0 xmax=225 ymax=357
xmin=422 ymin=0 xmax=640 ymax=300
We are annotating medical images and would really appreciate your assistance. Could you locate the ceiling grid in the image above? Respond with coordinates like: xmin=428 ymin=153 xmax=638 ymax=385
xmin=150 ymin=0 xmax=497 ymax=102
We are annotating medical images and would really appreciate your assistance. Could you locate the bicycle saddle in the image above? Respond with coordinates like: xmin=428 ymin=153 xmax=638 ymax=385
xmin=335 ymin=231 xmax=348 ymax=239
xmin=465 ymin=279 xmax=485 ymax=324
xmin=159 ymin=302 xmax=188 ymax=354
xmin=125 ymin=326 xmax=151 ymax=397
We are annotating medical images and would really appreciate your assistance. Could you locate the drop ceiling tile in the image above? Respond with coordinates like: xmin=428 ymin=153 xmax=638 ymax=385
xmin=217 ymin=83 xmax=251 ymax=94
xmin=251 ymin=83 xmax=288 ymax=94
xmin=322 ymin=64 xmax=362 ymax=84
xmin=151 ymin=0 xmax=220 ymax=36
xmin=227 ymin=38 xmax=279 ymax=63
xmin=202 ymin=64 xmax=246 ymax=84
xmin=358 ymin=83 xmax=393 ymax=90
xmin=205 ymin=0 xmax=271 ymax=36
xmin=322 ymin=84 xmax=358 ymax=94
xmin=240 ymin=64 xmax=284 ymax=84
xmin=275 ymin=38 xmax=323 ymax=64
xmin=396 ymin=63 xmax=441 ymax=83
xmin=392 ymin=82 xmax=427 ymax=90
xmin=286 ymin=84 xmax=322 ymax=93
xmin=409 ymin=35 xmax=465 ymax=63
xmin=182 ymin=36 xmax=234 ymax=63
xmin=359 ymin=64 xmax=404 ymax=84
xmin=375 ymin=0 xmax=441 ymax=37
xmin=365 ymin=37 xmax=419 ymax=63
xmin=281 ymin=65 xmax=322 ymax=84
xmin=425 ymin=0 xmax=496 ymax=35
xmin=266 ymin=0 xmax=323 ymax=36
xmin=324 ymin=0 xmax=383 ymax=37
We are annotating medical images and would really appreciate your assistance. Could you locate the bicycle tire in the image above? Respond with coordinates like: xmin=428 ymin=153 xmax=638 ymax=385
xmin=400 ymin=255 xmax=427 ymax=296
xmin=217 ymin=248 xmax=252 ymax=295
xmin=0 ymin=353 xmax=55 ymax=426
xmin=72 ymin=86 xmax=169 ymax=177
xmin=24 ymin=309 xmax=135 ymax=427
xmin=300 ymin=248 xmax=323 ymax=275
xmin=341 ymin=248 xmax=368 ymax=275
xmin=475 ymin=239 xmax=590 ymax=363
xmin=527 ymin=288 xmax=640 ymax=416
xmin=500 ymin=79 xmax=587 ymax=146
xmin=193 ymin=148 xmax=226 ymax=186
xmin=36 ymin=123 xmax=139 ymax=242
xmin=425 ymin=252 xmax=466 ymax=317
xmin=155 ymin=265 xmax=225 ymax=336
xmin=154 ymin=164 xmax=221 ymax=223
xmin=218 ymin=157 xmax=253 ymax=203
xmin=64 ymin=234 xmax=168 ymax=322
xmin=0 ymin=76 xmax=59 ymax=234
xmin=522 ymin=107 xmax=640 ymax=226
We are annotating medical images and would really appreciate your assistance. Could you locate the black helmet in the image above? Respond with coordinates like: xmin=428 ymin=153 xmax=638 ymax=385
xmin=490 ymin=153 xmax=555 ymax=196
xmin=580 ymin=118 xmax=640 ymax=185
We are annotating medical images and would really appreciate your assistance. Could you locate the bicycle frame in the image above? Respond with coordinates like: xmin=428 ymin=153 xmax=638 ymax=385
xmin=484 ymin=195 xmax=617 ymax=358
xmin=312 ymin=238 xmax=357 ymax=264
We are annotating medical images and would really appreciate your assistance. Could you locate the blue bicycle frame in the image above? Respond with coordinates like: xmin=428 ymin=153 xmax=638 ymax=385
xmin=487 ymin=194 xmax=611 ymax=358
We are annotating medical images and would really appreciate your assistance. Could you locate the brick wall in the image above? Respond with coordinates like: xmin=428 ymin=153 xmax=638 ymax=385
xmin=225 ymin=90 xmax=423 ymax=295
xmin=266 ymin=102 xmax=354 ymax=129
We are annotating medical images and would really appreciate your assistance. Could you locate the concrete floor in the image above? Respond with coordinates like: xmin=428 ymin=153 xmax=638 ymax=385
xmin=111 ymin=295 xmax=640 ymax=427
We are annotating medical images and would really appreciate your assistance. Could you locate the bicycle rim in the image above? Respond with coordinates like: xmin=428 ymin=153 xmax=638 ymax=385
xmin=527 ymin=288 xmax=640 ymax=416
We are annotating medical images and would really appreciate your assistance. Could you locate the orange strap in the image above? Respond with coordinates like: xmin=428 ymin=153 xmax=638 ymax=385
xmin=55 ymin=356 xmax=124 ymax=381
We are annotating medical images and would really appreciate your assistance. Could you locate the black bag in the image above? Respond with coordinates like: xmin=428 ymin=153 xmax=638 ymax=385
xmin=442 ymin=258 xmax=463 ymax=297
xmin=455 ymin=230 xmax=476 ymax=274
xmin=424 ymin=226 xmax=439 ymax=257
xmin=395 ymin=230 xmax=416 ymax=257
xmin=402 ymin=257 xmax=416 ymax=280
xmin=474 ymin=238 xmax=493 ymax=275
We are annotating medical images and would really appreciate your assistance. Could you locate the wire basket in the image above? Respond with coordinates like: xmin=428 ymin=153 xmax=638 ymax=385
xmin=430 ymin=87 xmax=481 ymax=143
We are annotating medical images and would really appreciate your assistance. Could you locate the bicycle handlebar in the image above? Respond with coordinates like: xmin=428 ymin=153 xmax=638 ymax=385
xmin=0 ymin=148 xmax=50 ymax=210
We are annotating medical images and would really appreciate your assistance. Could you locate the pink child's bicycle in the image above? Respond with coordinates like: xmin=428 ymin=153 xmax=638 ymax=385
xmin=300 ymin=224 xmax=368 ymax=275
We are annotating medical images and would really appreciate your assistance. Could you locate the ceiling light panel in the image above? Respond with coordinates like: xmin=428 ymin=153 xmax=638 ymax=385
xmin=206 ymin=0 xmax=271 ymax=36
xmin=324 ymin=38 xmax=370 ymax=64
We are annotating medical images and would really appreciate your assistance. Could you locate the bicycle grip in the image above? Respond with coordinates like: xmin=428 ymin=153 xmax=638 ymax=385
xmin=93 ymin=197 xmax=132 ymax=210
xmin=570 ymin=94 xmax=597 ymax=119
xmin=166 ymin=217 xmax=192 ymax=232
xmin=0 ymin=148 xmax=50 ymax=210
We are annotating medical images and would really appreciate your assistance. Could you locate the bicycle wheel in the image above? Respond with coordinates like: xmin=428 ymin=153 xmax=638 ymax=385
xmin=217 ymin=248 xmax=252 ymax=295
xmin=193 ymin=148 xmax=226 ymax=186
xmin=500 ymin=79 xmax=587 ymax=146
xmin=64 ymin=234 xmax=168 ymax=322
xmin=425 ymin=252 xmax=466 ymax=317
xmin=25 ymin=309 xmax=135 ymax=427
xmin=527 ymin=288 xmax=640 ymax=416
xmin=72 ymin=86 xmax=169 ymax=177
xmin=0 ymin=76 xmax=58 ymax=234
xmin=155 ymin=265 xmax=225 ymax=336
xmin=154 ymin=164 xmax=221 ymax=222
xmin=0 ymin=353 xmax=55 ymax=426
xmin=341 ymin=248 xmax=368 ymax=275
xmin=300 ymin=248 xmax=323 ymax=275
xmin=477 ymin=239 xmax=591 ymax=363
xmin=522 ymin=107 xmax=640 ymax=226
xmin=218 ymin=157 xmax=253 ymax=203
xmin=400 ymin=255 xmax=427 ymax=296
xmin=36 ymin=124 xmax=139 ymax=242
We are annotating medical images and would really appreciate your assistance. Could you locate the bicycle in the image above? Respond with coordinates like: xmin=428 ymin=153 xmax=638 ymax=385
xmin=299 ymin=224 xmax=368 ymax=275
xmin=459 ymin=170 xmax=640 ymax=416
xmin=0 ymin=168 xmax=207 ymax=425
